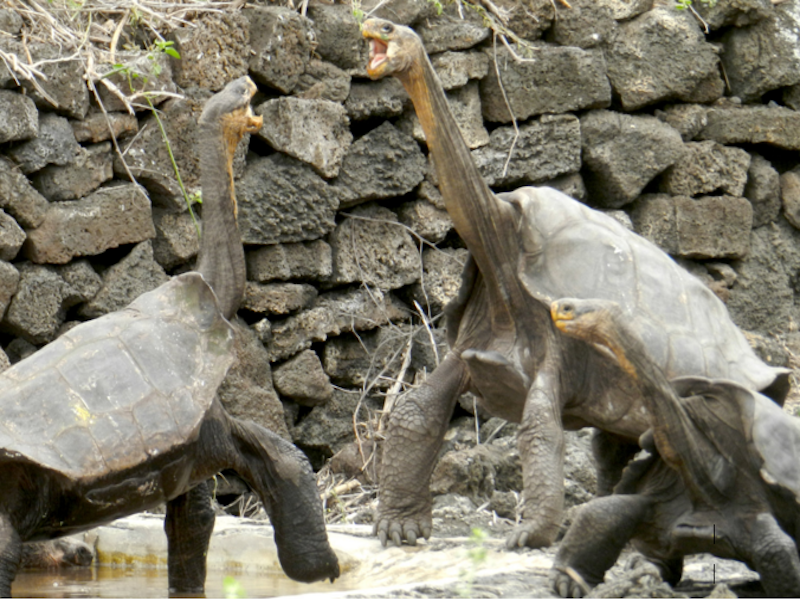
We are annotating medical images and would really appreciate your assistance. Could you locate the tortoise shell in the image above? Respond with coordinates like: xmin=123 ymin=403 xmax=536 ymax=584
xmin=486 ymin=186 xmax=786 ymax=392
xmin=0 ymin=273 xmax=235 ymax=480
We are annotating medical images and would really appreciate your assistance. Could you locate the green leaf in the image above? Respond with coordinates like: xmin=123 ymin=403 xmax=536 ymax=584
xmin=164 ymin=47 xmax=181 ymax=59
xmin=222 ymin=576 xmax=247 ymax=599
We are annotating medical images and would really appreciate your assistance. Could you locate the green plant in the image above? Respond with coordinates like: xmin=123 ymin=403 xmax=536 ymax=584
xmin=458 ymin=527 xmax=489 ymax=598
xmin=102 ymin=41 xmax=202 ymax=238
xmin=222 ymin=575 xmax=247 ymax=599
xmin=674 ymin=0 xmax=717 ymax=10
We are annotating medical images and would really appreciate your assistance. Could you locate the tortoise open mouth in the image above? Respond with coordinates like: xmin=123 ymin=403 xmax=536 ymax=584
xmin=368 ymin=38 xmax=388 ymax=72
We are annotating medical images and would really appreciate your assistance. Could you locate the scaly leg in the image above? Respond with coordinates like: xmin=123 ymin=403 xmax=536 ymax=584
xmin=375 ymin=352 xmax=469 ymax=546
xmin=0 ymin=512 xmax=21 ymax=598
xmin=749 ymin=512 xmax=800 ymax=597
xmin=165 ymin=482 xmax=215 ymax=595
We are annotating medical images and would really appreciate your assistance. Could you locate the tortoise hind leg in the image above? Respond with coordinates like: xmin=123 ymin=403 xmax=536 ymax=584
xmin=0 ymin=513 xmax=22 ymax=598
xmin=592 ymin=430 xmax=640 ymax=497
xmin=749 ymin=513 xmax=800 ymax=597
xmin=552 ymin=494 xmax=651 ymax=598
xmin=165 ymin=482 xmax=215 ymax=594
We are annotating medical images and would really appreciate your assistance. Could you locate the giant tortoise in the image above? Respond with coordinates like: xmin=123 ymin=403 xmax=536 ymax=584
xmin=0 ymin=76 xmax=339 ymax=597
xmin=550 ymin=297 xmax=800 ymax=597
xmin=361 ymin=18 xmax=790 ymax=549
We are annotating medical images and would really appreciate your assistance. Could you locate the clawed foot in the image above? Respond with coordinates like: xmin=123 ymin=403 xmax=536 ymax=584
xmin=505 ymin=521 xmax=558 ymax=549
xmin=374 ymin=514 xmax=432 ymax=547
xmin=551 ymin=566 xmax=591 ymax=598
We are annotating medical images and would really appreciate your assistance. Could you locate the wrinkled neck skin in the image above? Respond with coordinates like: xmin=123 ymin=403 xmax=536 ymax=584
xmin=196 ymin=123 xmax=246 ymax=321
xmin=394 ymin=50 xmax=527 ymax=331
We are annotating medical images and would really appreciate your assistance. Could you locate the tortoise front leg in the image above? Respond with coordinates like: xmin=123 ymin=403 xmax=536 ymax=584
xmin=0 ymin=512 xmax=21 ymax=598
xmin=165 ymin=482 xmax=215 ymax=595
xmin=508 ymin=358 xmax=565 ymax=548
xmin=376 ymin=351 xmax=469 ymax=547
xmin=552 ymin=494 xmax=653 ymax=598
xmin=748 ymin=513 xmax=800 ymax=597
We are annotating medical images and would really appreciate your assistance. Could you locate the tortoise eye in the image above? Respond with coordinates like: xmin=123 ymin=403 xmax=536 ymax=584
xmin=381 ymin=23 xmax=394 ymax=34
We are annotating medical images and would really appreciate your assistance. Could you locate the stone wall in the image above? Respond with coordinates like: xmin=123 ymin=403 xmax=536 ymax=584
xmin=1 ymin=0 xmax=799 ymax=491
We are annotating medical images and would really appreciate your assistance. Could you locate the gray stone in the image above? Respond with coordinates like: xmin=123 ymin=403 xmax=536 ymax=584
xmin=0 ymin=159 xmax=49 ymax=229
xmin=785 ymin=84 xmax=800 ymax=110
xmin=295 ymin=59 xmax=351 ymax=103
xmin=169 ymin=12 xmax=249 ymax=91
xmin=71 ymin=111 xmax=139 ymax=144
xmin=745 ymin=153 xmax=781 ymax=228
xmin=241 ymin=282 xmax=317 ymax=316
xmin=720 ymin=1 xmax=800 ymax=101
xmin=291 ymin=388 xmax=381 ymax=463
xmin=596 ymin=0 xmax=652 ymax=20
xmin=549 ymin=0 xmax=617 ymax=48
xmin=655 ymin=104 xmax=708 ymax=142
xmin=631 ymin=194 xmax=753 ymax=260
xmin=345 ymin=78 xmax=408 ymax=121
xmin=152 ymin=208 xmax=199 ymax=269
xmin=416 ymin=11 xmax=490 ymax=53
xmin=430 ymin=51 xmax=489 ymax=90
xmin=360 ymin=0 xmax=438 ymax=24
xmin=247 ymin=6 xmax=312 ymax=94
xmin=431 ymin=442 xmax=521 ymax=502
xmin=545 ymin=173 xmax=587 ymax=202
xmin=418 ymin=179 xmax=444 ymax=209
xmin=408 ymin=247 xmax=468 ymax=316
xmin=112 ymin=97 xmax=206 ymax=209
xmin=0 ymin=260 xmax=19 ymax=319
xmin=0 ymin=346 xmax=9 ymax=373
xmin=8 ymin=113 xmax=80 ymax=175
xmin=0 ymin=210 xmax=25 ymax=261
xmin=693 ymin=0 xmax=772 ymax=29
xmin=268 ymin=288 xmax=409 ymax=361
xmin=32 ymin=142 xmax=114 ymax=202
xmin=273 ymin=349 xmax=332 ymax=407
xmin=218 ymin=318 xmax=290 ymax=440
xmin=397 ymin=200 xmax=453 ymax=244
xmin=400 ymin=81 xmax=489 ymax=149
xmin=659 ymin=141 xmax=751 ymax=197
xmin=699 ymin=105 xmax=800 ymax=150
xmin=246 ymin=240 xmax=332 ymax=282
xmin=727 ymin=220 xmax=800 ymax=333
xmin=0 ymin=8 xmax=22 ymax=34
xmin=256 ymin=97 xmax=352 ymax=179
xmin=306 ymin=4 xmax=365 ymax=71
xmin=96 ymin=51 xmax=177 ymax=112
xmin=79 ymin=241 xmax=169 ymax=318
xmin=473 ymin=113 xmax=581 ymax=187
xmin=480 ymin=44 xmax=610 ymax=123
xmin=237 ymin=154 xmax=339 ymax=245
xmin=0 ymin=91 xmax=37 ymax=144
xmin=328 ymin=203 xmax=421 ymax=290
xmin=23 ymin=43 xmax=89 ymax=119
xmin=323 ymin=326 xmax=408 ymax=389
xmin=604 ymin=7 xmax=723 ymax=111
xmin=581 ymin=110 xmax=684 ymax=208
xmin=4 ymin=261 xmax=100 ymax=344
xmin=334 ymin=121 xmax=426 ymax=208
xmin=24 ymin=184 xmax=155 ymax=265
xmin=782 ymin=170 xmax=800 ymax=230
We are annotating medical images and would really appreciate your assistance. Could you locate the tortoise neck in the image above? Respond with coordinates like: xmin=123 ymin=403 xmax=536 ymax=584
xmin=196 ymin=123 xmax=246 ymax=321
xmin=395 ymin=48 xmax=526 ymax=328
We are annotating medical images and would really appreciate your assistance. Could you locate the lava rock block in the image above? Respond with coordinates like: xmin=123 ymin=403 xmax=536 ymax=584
xmin=256 ymin=97 xmax=352 ymax=179
xmin=0 ymin=90 xmax=37 ymax=144
xmin=246 ymin=240 xmax=332 ymax=283
xmin=24 ymin=184 xmax=155 ymax=265
xmin=272 ymin=349 xmax=332 ymax=407
xmin=0 ymin=210 xmax=25 ymax=261
xmin=480 ymin=44 xmax=611 ymax=122
xmin=247 ymin=6 xmax=313 ymax=94
xmin=745 ymin=153 xmax=782 ymax=228
xmin=71 ymin=111 xmax=139 ymax=144
xmin=306 ymin=4 xmax=365 ymax=71
xmin=327 ymin=203 xmax=421 ymax=290
xmin=32 ymin=142 xmax=114 ymax=202
xmin=581 ymin=110 xmax=684 ymax=208
xmin=407 ymin=247 xmax=468 ymax=317
xmin=96 ymin=51 xmax=177 ymax=112
xmin=8 ymin=113 xmax=80 ymax=175
xmin=23 ymin=43 xmax=89 ymax=119
xmin=699 ymin=105 xmax=800 ymax=150
xmin=0 ymin=158 xmax=49 ymax=229
xmin=151 ymin=208 xmax=199 ymax=270
xmin=397 ymin=200 xmax=453 ymax=244
xmin=295 ymin=59 xmax=351 ymax=104
xmin=430 ymin=51 xmax=489 ymax=90
xmin=345 ymin=78 xmax=408 ymax=121
xmin=237 ymin=154 xmax=340 ymax=245
xmin=241 ymin=282 xmax=318 ymax=316
xmin=659 ymin=141 xmax=751 ymax=197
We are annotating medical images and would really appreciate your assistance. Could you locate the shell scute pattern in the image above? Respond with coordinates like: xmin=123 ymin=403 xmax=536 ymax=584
xmin=0 ymin=273 xmax=235 ymax=480
xmin=510 ymin=186 xmax=779 ymax=389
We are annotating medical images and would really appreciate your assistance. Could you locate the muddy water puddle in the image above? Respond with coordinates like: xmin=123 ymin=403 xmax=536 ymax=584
xmin=13 ymin=566 xmax=346 ymax=598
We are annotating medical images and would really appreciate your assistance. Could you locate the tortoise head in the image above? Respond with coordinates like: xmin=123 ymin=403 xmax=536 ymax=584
xmin=550 ymin=298 xmax=638 ymax=380
xmin=362 ymin=18 xmax=424 ymax=80
xmin=200 ymin=76 xmax=263 ymax=154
